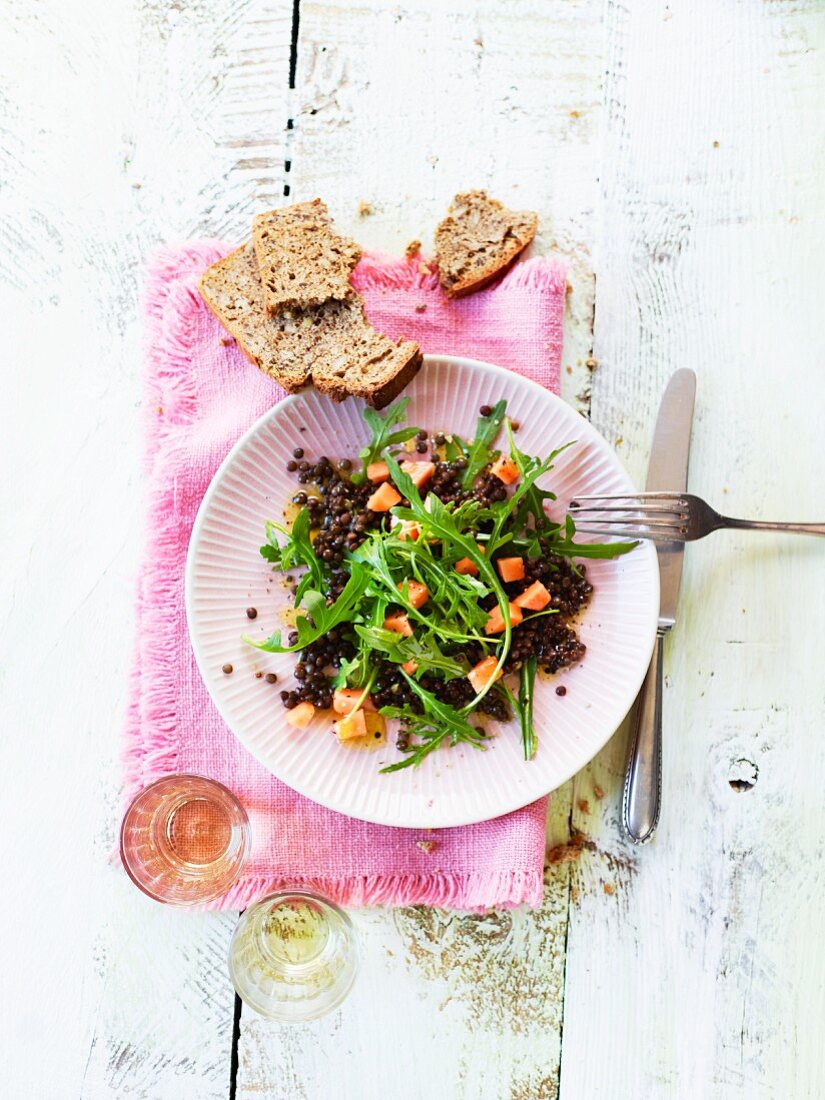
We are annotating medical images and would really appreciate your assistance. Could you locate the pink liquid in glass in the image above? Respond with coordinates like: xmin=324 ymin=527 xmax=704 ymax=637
xmin=120 ymin=775 xmax=249 ymax=905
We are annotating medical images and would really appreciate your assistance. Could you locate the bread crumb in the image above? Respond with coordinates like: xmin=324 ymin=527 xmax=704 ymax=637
xmin=569 ymin=109 xmax=580 ymax=119
xmin=585 ymin=357 xmax=598 ymax=370
xmin=593 ymin=784 xmax=605 ymax=800
xmin=615 ymin=436 xmax=624 ymax=447
xmin=547 ymin=843 xmax=582 ymax=865
xmin=416 ymin=840 xmax=437 ymax=854
xmin=577 ymin=799 xmax=590 ymax=815
xmin=358 ymin=201 xmax=373 ymax=217
xmin=418 ymin=261 xmax=432 ymax=276
xmin=603 ymin=882 xmax=615 ymax=895
xmin=566 ymin=365 xmax=573 ymax=375
xmin=131 ymin=181 xmax=142 ymax=190
xmin=414 ymin=303 xmax=427 ymax=313
xmin=156 ymin=405 xmax=163 ymax=415
xmin=712 ymin=140 xmax=720 ymax=148
xmin=570 ymin=886 xmax=579 ymax=902
xmin=405 ymin=239 xmax=422 ymax=260
xmin=221 ymin=336 xmax=235 ymax=346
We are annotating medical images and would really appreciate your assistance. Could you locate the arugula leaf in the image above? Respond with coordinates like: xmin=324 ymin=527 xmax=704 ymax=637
xmin=351 ymin=398 xmax=420 ymax=483
xmin=384 ymin=452 xmax=514 ymax=703
xmin=461 ymin=399 xmax=507 ymax=487
xmin=445 ymin=434 xmax=468 ymax=462
xmin=243 ymin=565 xmax=370 ymax=653
xmin=518 ymin=657 xmax=538 ymax=760
xmin=379 ymin=674 xmax=487 ymax=773
xmin=259 ymin=511 xmax=324 ymax=604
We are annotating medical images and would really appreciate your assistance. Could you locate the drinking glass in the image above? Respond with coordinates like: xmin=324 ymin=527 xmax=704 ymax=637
xmin=228 ymin=889 xmax=359 ymax=1021
xmin=120 ymin=774 xmax=250 ymax=906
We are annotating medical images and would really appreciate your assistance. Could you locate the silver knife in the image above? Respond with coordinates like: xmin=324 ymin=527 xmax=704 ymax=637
xmin=622 ymin=368 xmax=696 ymax=843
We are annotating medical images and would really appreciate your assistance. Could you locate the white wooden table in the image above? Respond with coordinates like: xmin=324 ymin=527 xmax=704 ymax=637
xmin=3 ymin=2 xmax=824 ymax=1097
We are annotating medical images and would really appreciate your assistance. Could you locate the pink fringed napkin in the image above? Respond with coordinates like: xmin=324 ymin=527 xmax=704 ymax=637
xmin=126 ymin=242 xmax=566 ymax=910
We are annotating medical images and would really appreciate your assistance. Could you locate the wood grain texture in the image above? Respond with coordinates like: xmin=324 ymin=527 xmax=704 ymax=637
xmin=0 ymin=1 xmax=291 ymax=1097
xmin=286 ymin=0 xmax=605 ymax=413
xmin=234 ymin=1 xmax=606 ymax=1092
xmin=3 ymin=0 xmax=824 ymax=1097
xmin=562 ymin=2 xmax=825 ymax=1099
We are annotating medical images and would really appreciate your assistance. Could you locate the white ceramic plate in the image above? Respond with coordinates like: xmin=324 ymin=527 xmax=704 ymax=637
xmin=186 ymin=355 xmax=659 ymax=828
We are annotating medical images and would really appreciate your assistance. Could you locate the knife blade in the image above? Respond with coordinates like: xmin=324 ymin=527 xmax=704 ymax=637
xmin=647 ymin=368 xmax=696 ymax=626
xmin=622 ymin=368 xmax=696 ymax=843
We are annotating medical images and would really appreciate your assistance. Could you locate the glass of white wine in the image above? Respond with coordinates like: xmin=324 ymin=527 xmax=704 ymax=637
xmin=229 ymin=890 xmax=359 ymax=1022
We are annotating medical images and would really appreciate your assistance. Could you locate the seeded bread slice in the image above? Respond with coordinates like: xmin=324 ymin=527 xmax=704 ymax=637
xmin=434 ymin=190 xmax=538 ymax=298
xmin=306 ymin=303 xmax=422 ymax=407
xmin=252 ymin=199 xmax=362 ymax=313
xmin=197 ymin=244 xmax=311 ymax=392
xmin=198 ymin=244 xmax=422 ymax=407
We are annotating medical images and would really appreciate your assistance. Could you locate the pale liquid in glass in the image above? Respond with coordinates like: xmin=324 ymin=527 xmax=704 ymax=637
xmin=229 ymin=891 xmax=358 ymax=1021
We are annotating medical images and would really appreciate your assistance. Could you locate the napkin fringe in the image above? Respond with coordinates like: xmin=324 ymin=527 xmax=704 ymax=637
xmin=209 ymin=869 xmax=544 ymax=912
xmin=123 ymin=246 xmax=222 ymax=793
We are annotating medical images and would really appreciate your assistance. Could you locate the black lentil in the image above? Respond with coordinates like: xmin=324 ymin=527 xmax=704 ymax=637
xmin=293 ymin=447 xmax=304 ymax=459
xmin=246 ymin=607 xmax=258 ymax=619
xmin=222 ymin=663 xmax=233 ymax=675
xmin=265 ymin=673 xmax=278 ymax=684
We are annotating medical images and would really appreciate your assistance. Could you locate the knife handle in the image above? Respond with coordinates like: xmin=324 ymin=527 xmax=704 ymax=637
xmin=622 ymin=630 xmax=665 ymax=844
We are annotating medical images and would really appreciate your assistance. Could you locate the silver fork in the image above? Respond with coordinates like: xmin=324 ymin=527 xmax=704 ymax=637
xmin=569 ymin=491 xmax=825 ymax=542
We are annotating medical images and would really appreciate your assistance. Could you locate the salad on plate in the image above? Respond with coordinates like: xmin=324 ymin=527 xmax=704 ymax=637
xmin=245 ymin=398 xmax=636 ymax=772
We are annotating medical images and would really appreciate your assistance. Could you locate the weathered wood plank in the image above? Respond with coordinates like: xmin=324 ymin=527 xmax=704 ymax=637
xmin=561 ymin=2 xmax=825 ymax=1098
xmin=286 ymin=0 xmax=605 ymax=412
xmin=0 ymin=1 xmax=292 ymax=1096
xmin=235 ymin=0 xmax=606 ymax=1095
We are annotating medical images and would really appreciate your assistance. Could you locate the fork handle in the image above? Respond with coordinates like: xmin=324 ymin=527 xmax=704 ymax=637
xmin=720 ymin=517 xmax=825 ymax=537
xmin=622 ymin=630 xmax=665 ymax=844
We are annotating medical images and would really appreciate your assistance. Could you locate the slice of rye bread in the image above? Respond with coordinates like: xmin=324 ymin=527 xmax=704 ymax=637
xmin=198 ymin=244 xmax=422 ymax=408
xmin=252 ymin=199 xmax=362 ymax=313
xmin=198 ymin=243 xmax=311 ymax=392
xmin=434 ymin=190 xmax=538 ymax=298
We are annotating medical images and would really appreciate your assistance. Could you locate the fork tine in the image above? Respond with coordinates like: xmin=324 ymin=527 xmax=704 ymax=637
xmin=573 ymin=524 xmax=687 ymax=543
xmin=570 ymin=503 xmax=688 ymax=516
xmin=572 ymin=514 xmax=688 ymax=531
xmin=570 ymin=492 xmax=687 ymax=503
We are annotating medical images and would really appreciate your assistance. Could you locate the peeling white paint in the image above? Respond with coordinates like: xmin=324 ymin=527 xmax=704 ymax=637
xmin=2 ymin=0 xmax=824 ymax=1098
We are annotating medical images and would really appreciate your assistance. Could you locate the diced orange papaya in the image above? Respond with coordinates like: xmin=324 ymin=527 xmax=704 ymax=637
xmin=490 ymin=455 xmax=519 ymax=485
xmin=367 ymin=482 xmax=402 ymax=511
xmin=455 ymin=557 xmax=478 ymax=576
xmin=335 ymin=709 xmax=368 ymax=741
xmin=496 ymin=556 xmax=526 ymax=583
xmin=398 ymin=579 xmax=428 ymax=609
xmin=285 ymin=701 xmax=315 ymax=729
xmin=333 ymin=688 xmax=377 ymax=715
xmin=367 ymin=461 xmax=390 ymax=483
xmin=484 ymin=602 xmax=524 ymax=635
xmin=397 ymin=522 xmax=420 ymax=541
xmin=514 ymin=580 xmax=551 ymax=611
xmin=400 ymin=460 xmax=435 ymax=490
xmin=468 ymin=655 xmax=503 ymax=694
xmin=384 ymin=612 xmax=413 ymax=637
xmin=401 ymin=660 xmax=418 ymax=675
